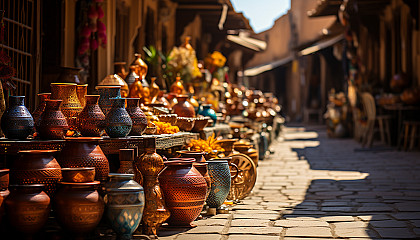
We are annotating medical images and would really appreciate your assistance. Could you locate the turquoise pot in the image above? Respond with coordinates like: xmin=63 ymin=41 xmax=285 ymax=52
xmin=104 ymin=98 xmax=132 ymax=138
xmin=96 ymin=86 xmax=121 ymax=116
xmin=198 ymin=104 xmax=216 ymax=126
xmin=206 ymin=159 xmax=231 ymax=208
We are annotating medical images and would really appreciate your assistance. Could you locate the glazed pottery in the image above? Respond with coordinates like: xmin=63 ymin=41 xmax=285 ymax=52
xmin=149 ymin=77 xmax=160 ymax=103
xmin=114 ymin=62 xmax=128 ymax=79
xmin=105 ymin=98 xmax=132 ymax=138
xmin=158 ymin=159 xmax=207 ymax=227
xmin=1 ymin=96 xmax=34 ymax=140
xmin=172 ymin=95 xmax=195 ymax=117
xmin=50 ymin=83 xmax=83 ymax=131
xmin=56 ymin=67 xmax=81 ymax=84
xmin=76 ymin=84 xmax=88 ymax=108
xmin=126 ymin=98 xmax=147 ymax=136
xmin=99 ymin=74 xmax=129 ymax=97
xmin=134 ymin=141 xmax=170 ymax=236
xmin=54 ymin=181 xmax=104 ymax=237
xmin=32 ymin=93 xmax=51 ymax=126
xmin=61 ymin=167 xmax=95 ymax=183
xmin=11 ymin=150 xmax=62 ymax=197
xmin=77 ymin=95 xmax=105 ymax=137
xmin=170 ymin=76 xmax=184 ymax=94
xmin=118 ymin=149 xmax=135 ymax=174
xmin=104 ymin=173 xmax=145 ymax=240
xmin=57 ymin=137 xmax=109 ymax=181
xmin=36 ymin=99 xmax=68 ymax=139
xmin=198 ymin=104 xmax=217 ymax=126
xmin=95 ymin=85 xmax=122 ymax=116
xmin=175 ymin=117 xmax=195 ymax=131
xmin=5 ymin=184 xmax=50 ymax=237
xmin=124 ymin=65 xmax=138 ymax=88
xmin=206 ymin=159 xmax=232 ymax=208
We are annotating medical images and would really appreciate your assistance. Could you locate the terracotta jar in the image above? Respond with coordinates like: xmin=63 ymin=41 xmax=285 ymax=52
xmin=98 ymin=74 xmax=129 ymax=98
xmin=5 ymin=184 xmax=50 ymax=238
xmin=172 ymin=95 xmax=195 ymax=117
xmin=50 ymin=83 xmax=83 ymax=131
xmin=206 ymin=159 xmax=233 ymax=208
xmin=77 ymin=95 xmax=105 ymax=137
xmin=170 ymin=76 xmax=184 ymax=94
xmin=32 ymin=93 xmax=51 ymax=126
xmin=56 ymin=66 xmax=82 ymax=84
xmin=104 ymin=173 xmax=145 ymax=240
xmin=76 ymin=84 xmax=88 ymax=108
xmin=149 ymin=77 xmax=160 ymax=103
xmin=57 ymin=137 xmax=109 ymax=181
xmin=126 ymin=98 xmax=147 ymax=136
xmin=134 ymin=140 xmax=170 ymax=236
xmin=158 ymin=159 xmax=207 ymax=227
xmin=54 ymin=181 xmax=104 ymax=237
xmin=36 ymin=99 xmax=68 ymax=140
xmin=11 ymin=150 xmax=62 ymax=197
xmin=178 ymin=151 xmax=211 ymax=197
xmin=95 ymin=85 xmax=121 ymax=116
xmin=104 ymin=98 xmax=132 ymax=138
xmin=1 ymin=95 xmax=34 ymax=140
xmin=118 ymin=149 xmax=135 ymax=174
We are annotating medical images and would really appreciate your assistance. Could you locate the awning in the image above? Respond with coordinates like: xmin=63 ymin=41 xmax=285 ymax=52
xmin=227 ymin=34 xmax=267 ymax=52
xmin=298 ymin=34 xmax=343 ymax=56
xmin=242 ymin=55 xmax=294 ymax=77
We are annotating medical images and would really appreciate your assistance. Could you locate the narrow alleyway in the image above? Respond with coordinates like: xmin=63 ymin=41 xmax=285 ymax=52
xmin=158 ymin=125 xmax=420 ymax=239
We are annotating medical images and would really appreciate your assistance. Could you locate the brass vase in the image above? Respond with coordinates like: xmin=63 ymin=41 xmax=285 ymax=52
xmin=50 ymin=83 xmax=83 ymax=131
xmin=76 ymin=84 xmax=88 ymax=108
xmin=150 ymin=77 xmax=160 ymax=103
xmin=114 ymin=62 xmax=128 ymax=79
xmin=170 ymin=76 xmax=184 ymax=94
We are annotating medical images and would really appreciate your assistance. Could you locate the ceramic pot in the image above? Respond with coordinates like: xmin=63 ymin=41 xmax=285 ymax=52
xmin=126 ymin=98 xmax=147 ymax=136
xmin=54 ymin=181 xmax=104 ymax=237
xmin=191 ymin=117 xmax=209 ymax=132
xmin=105 ymin=98 xmax=132 ymax=138
xmin=11 ymin=150 xmax=62 ymax=197
xmin=5 ymin=184 xmax=50 ymax=237
xmin=172 ymin=95 xmax=195 ymax=117
xmin=175 ymin=117 xmax=195 ymax=131
xmin=118 ymin=149 xmax=135 ymax=174
xmin=104 ymin=173 xmax=145 ymax=240
xmin=166 ymin=93 xmax=178 ymax=108
xmin=216 ymin=139 xmax=238 ymax=156
xmin=95 ymin=85 xmax=122 ymax=116
xmin=50 ymin=83 xmax=83 ymax=131
xmin=157 ymin=114 xmax=177 ymax=126
xmin=206 ymin=159 xmax=232 ymax=208
xmin=61 ymin=167 xmax=95 ymax=183
xmin=158 ymin=159 xmax=207 ymax=227
xmin=32 ymin=93 xmax=51 ymax=126
xmin=76 ymin=84 xmax=88 ymax=108
xmin=170 ymin=76 xmax=184 ymax=94
xmin=198 ymin=104 xmax=217 ymax=126
xmin=128 ymin=77 xmax=150 ymax=103
xmin=36 ymin=99 xmax=68 ymax=139
xmin=178 ymin=151 xmax=210 ymax=197
xmin=77 ymin=95 xmax=105 ymax=137
xmin=131 ymin=53 xmax=148 ymax=80
xmin=56 ymin=67 xmax=82 ymax=84
xmin=57 ymin=137 xmax=109 ymax=181
xmin=1 ymin=96 xmax=34 ymax=140
xmin=99 ymin=74 xmax=129 ymax=98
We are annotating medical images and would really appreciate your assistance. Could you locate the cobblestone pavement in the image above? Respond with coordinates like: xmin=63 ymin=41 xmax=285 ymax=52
xmin=157 ymin=125 xmax=420 ymax=239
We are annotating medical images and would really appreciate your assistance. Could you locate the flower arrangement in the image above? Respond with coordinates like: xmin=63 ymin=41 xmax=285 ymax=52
xmin=166 ymin=39 xmax=201 ymax=84
xmin=204 ymin=51 xmax=227 ymax=82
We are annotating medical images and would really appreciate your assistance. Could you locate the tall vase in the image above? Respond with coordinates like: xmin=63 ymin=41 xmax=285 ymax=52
xmin=172 ymin=95 xmax=195 ymax=117
xmin=32 ymin=93 xmax=51 ymax=126
xmin=198 ymin=104 xmax=217 ymax=126
xmin=158 ymin=159 xmax=207 ymax=227
xmin=95 ymin=85 xmax=121 ymax=116
xmin=149 ymin=77 xmax=160 ymax=103
xmin=77 ymin=95 xmax=105 ymax=137
xmin=56 ymin=67 xmax=82 ymax=84
xmin=126 ymin=98 xmax=147 ymax=136
xmin=57 ymin=137 xmax=109 ymax=181
xmin=105 ymin=98 xmax=132 ymax=138
xmin=36 ymin=99 xmax=68 ymax=140
xmin=1 ymin=96 xmax=34 ymax=140
xmin=104 ymin=173 xmax=145 ymax=240
xmin=76 ymin=84 xmax=88 ymax=108
xmin=98 ymin=74 xmax=129 ymax=98
xmin=170 ymin=76 xmax=184 ymax=94
xmin=134 ymin=141 xmax=170 ymax=236
xmin=206 ymin=159 xmax=232 ymax=208
xmin=50 ymin=83 xmax=83 ymax=131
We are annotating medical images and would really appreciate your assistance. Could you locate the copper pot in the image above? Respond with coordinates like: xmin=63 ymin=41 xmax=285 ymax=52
xmin=36 ymin=99 xmax=68 ymax=140
xmin=50 ymin=83 xmax=83 ymax=131
xmin=77 ymin=95 xmax=105 ymax=137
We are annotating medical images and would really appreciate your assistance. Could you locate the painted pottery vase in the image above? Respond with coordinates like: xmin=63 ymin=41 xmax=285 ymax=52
xmin=149 ymin=77 xmax=160 ymax=103
xmin=32 ymin=93 xmax=51 ymax=126
xmin=0 ymin=169 xmax=9 ymax=224
xmin=104 ymin=173 xmax=145 ymax=240
xmin=134 ymin=140 xmax=170 ymax=236
xmin=77 ymin=95 xmax=105 ymax=137
xmin=11 ymin=150 xmax=62 ymax=197
xmin=99 ymin=74 xmax=129 ymax=97
xmin=158 ymin=159 xmax=207 ymax=227
xmin=57 ymin=137 xmax=109 ymax=181
xmin=124 ymin=65 xmax=138 ymax=88
xmin=61 ymin=167 xmax=95 ymax=183
xmin=56 ymin=67 xmax=82 ymax=84
xmin=172 ymin=95 xmax=195 ymax=117
xmin=1 ymin=96 xmax=34 ymax=140
xmin=170 ymin=76 xmax=184 ymax=94
xmin=206 ymin=159 xmax=232 ymax=208
xmin=54 ymin=181 xmax=104 ymax=237
xmin=50 ymin=83 xmax=83 ymax=131
xmin=105 ymin=98 xmax=132 ymax=138
xmin=76 ymin=84 xmax=88 ymax=108
xmin=178 ymin=151 xmax=211 ymax=198
xmin=36 ymin=99 xmax=68 ymax=139
xmin=5 ymin=184 xmax=50 ymax=237
xmin=118 ymin=149 xmax=135 ymax=174
xmin=114 ymin=62 xmax=128 ymax=79
xmin=198 ymin=104 xmax=217 ymax=126
xmin=95 ymin=85 xmax=121 ymax=116
xmin=126 ymin=98 xmax=147 ymax=136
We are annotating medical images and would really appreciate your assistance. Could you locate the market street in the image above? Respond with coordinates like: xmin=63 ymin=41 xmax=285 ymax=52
xmin=158 ymin=125 xmax=420 ymax=239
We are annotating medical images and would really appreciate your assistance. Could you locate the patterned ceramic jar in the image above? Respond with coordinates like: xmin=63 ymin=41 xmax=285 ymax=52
xmin=206 ymin=159 xmax=232 ymax=208
xmin=104 ymin=98 xmax=132 ymax=138
xmin=95 ymin=85 xmax=121 ymax=116
xmin=1 ymin=96 xmax=34 ymax=140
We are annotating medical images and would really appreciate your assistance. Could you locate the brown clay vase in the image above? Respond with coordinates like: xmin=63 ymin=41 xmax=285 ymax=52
xmin=76 ymin=84 xmax=88 ymax=108
xmin=134 ymin=140 xmax=170 ymax=236
xmin=32 ymin=93 xmax=51 ymax=126
xmin=36 ymin=99 xmax=69 ymax=140
xmin=50 ymin=83 xmax=83 ymax=131
xmin=54 ymin=181 xmax=104 ymax=238
xmin=126 ymin=98 xmax=148 ymax=136
xmin=215 ymin=139 xmax=238 ymax=156
xmin=178 ymin=151 xmax=211 ymax=198
xmin=172 ymin=95 xmax=195 ymax=117
xmin=158 ymin=159 xmax=207 ymax=227
xmin=5 ymin=184 xmax=50 ymax=238
xmin=77 ymin=95 xmax=105 ymax=137
xmin=11 ymin=150 xmax=62 ymax=197
xmin=57 ymin=137 xmax=109 ymax=181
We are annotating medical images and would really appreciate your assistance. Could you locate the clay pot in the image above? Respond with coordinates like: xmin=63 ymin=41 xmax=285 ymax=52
xmin=172 ymin=95 xmax=195 ymax=117
xmin=191 ymin=117 xmax=209 ymax=132
xmin=118 ymin=149 xmax=135 ymax=174
xmin=11 ymin=150 xmax=62 ymax=197
xmin=95 ymin=85 xmax=122 ymax=116
xmin=61 ymin=167 xmax=95 ymax=183
xmin=99 ymin=74 xmax=129 ymax=98
xmin=76 ymin=84 xmax=88 ymax=108
xmin=77 ymin=95 xmax=105 ymax=137
xmin=128 ymin=77 xmax=150 ymax=103
xmin=36 ymin=99 xmax=68 ymax=140
xmin=57 ymin=137 xmax=109 ymax=181
xmin=206 ymin=159 xmax=232 ymax=208
xmin=0 ymin=169 xmax=9 ymax=190
xmin=158 ymin=159 xmax=207 ymax=227
xmin=32 ymin=93 xmax=51 ymax=126
xmin=50 ymin=83 xmax=83 ymax=131
xmin=124 ymin=65 xmax=138 ymax=88
xmin=54 ymin=181 xmax=104 ymax=237
xmin=177 ymin=152 xmax=210 ymax=196
xmin=56 ymin=67 xmax=82 ymax=84
xmin=5 ymin=184 xmax=50 ymax=237
xmin=104 ymin=173 xmax=145 ymax=240
xmin=105 ymin=98 xmax=132 ymax=138
xmin=175 ymin=117 xmax=195 ymax=131
xmin=126 ymin=98 xmax=148 ymax=136
xmin=1 ymin=96 xmax=34 ymax=140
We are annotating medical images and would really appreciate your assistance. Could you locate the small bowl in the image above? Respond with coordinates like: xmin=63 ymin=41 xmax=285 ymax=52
xmin=61 ymin=167 xmax=95 ymax=183
xmin=191 ymin=117 xmax=209 ymax=132
xmin=158 ymin=114 xmax=178 ymax=126
xmin=175 ymin=117 xmax=195 ymax=131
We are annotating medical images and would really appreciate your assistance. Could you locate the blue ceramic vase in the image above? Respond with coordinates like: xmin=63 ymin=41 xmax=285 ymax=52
xmin=96 ymin=86 xmax=121 ymax=116
xmin=105 ymin=98 xmax=132 ymax=138
xmin=198 ymin=104 xmax=216 ymax=126
xmin=206 ymin=159 xmax=231 ymax=208
xmin=1 ymin=96 xmax=34 ymax=140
